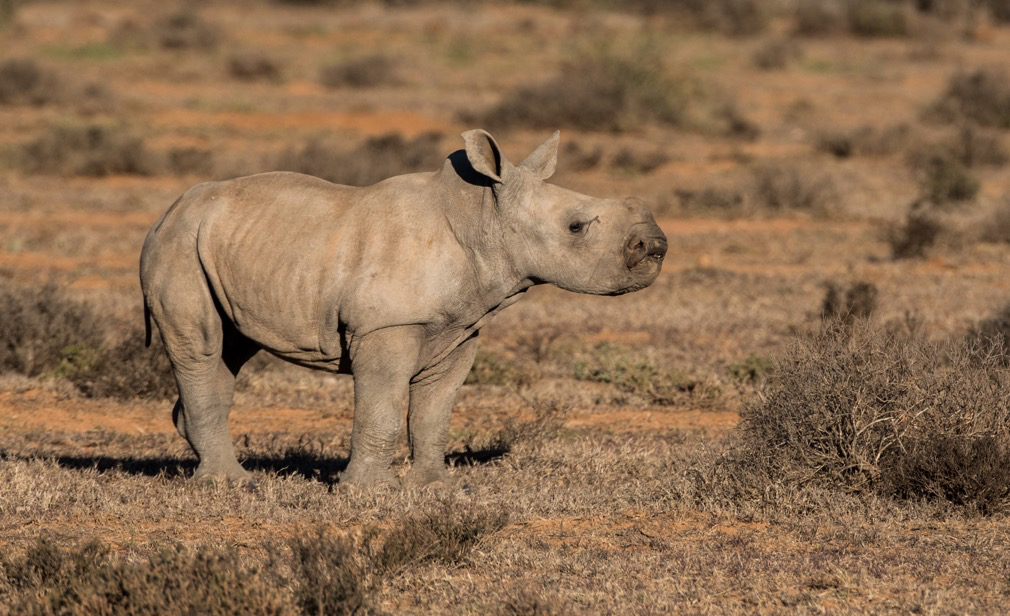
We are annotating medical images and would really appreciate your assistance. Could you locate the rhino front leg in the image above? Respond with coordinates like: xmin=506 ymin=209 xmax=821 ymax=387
xmin=341 ymin=327 xmax=422 ymax=487
xmin=405 ymin=336 xmax=479 ymax=487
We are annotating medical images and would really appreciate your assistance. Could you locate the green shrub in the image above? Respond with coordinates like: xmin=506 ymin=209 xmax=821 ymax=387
xmin=846 ymin=0 xmax=908 ymax=37
xmin=732 ymin=323 xmax=1010 ymax=513
xmin=465 ymin=352 xmax=519 ymax=386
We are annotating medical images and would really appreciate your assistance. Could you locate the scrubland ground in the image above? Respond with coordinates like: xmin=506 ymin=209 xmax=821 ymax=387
xmin=4 ymin=0 xmax=1010 ymax=613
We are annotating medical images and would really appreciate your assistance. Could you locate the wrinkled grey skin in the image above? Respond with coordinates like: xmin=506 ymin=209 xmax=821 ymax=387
xmin=140 ymin=130 xmax=667 ymax=487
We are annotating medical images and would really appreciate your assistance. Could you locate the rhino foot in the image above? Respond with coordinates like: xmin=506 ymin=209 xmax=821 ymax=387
xmin=403 ymin=464 xmax=456 ymax=489
xmin=339 ymin=463 xmax=399 ymax=488
xmin=192 ymin=461 xmax=254 ymax=488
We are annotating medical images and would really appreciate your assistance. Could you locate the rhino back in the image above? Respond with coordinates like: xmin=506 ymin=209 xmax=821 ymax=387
xmin=186 ymin=171 xmax=475 ymax=364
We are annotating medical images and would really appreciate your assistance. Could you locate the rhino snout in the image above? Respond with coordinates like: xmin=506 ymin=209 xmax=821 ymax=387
xmin=623 ymin=228 xmax=668 ymax=270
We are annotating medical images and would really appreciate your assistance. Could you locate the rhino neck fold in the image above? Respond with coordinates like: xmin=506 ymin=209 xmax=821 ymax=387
xmin=435 ymin=157 xmax=528 ymax=305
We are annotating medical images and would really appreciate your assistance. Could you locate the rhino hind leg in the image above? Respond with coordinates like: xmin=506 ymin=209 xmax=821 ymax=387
xmin=149 ymin=263 xmax=258 ymax=484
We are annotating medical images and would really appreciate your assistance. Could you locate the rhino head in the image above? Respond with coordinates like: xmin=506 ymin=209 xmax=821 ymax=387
xmin=459 ymin=129 xmax=667 ymax=296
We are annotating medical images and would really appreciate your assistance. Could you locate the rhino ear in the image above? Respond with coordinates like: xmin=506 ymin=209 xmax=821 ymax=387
xmin=519 ymin=130 xmax=560 ymax=180
xmin=461 ymin=129 xmax=508 ymax=184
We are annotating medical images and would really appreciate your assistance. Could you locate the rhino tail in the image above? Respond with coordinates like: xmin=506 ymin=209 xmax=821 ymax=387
xmin=144 ymin=302 xmax=152 ymax=348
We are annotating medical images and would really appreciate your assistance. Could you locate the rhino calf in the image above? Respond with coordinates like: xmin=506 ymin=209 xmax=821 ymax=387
xmin=140 ymin=129 xmax=667 ymax=487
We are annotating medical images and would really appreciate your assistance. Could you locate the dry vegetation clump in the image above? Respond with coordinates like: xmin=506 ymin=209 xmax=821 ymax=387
xmin=929 ymin=68 xmax=1010 ymax=129
xmin=750 ymin=162 xmax=838 ymax=213
xmin=751 ymin=38 xmax=802 ymax=70
xmin=469 ymin=44 xmax=694 ymax=133
xmin=0 ymin=284 xmax=104 ymax=378
xmin=845 ymin=0 xmax=909 ymax=37
xmin=289 ymin=528 xmax=375 ymax=616
xmin=21 ymin=123 xmax=154 ymax=177
xmin=154 ymin=11 xmax=222 ymax=50
xmin=887 ymin=203 xmax=943 ymax=258
xmin=228 ymin=52 xmax=283 ymax=82
xmin=573 ymin=343 xmax=717 ymax=406
xmin=980 ymin=197 xmax=1010 ymax=244
xmin=0 ymin=539 xmax=293 ymax=615
xmin=319 ymin=54 xmax=399 ymax=88
xmin=821 ymin=280 xmax=878 ymax=323
xmin=275 ymin=132 xmax=444 ymax=186
xmin=909 ymin=149 xmax=980 ymax=204
xmin=815 ymin=123 xmax=912 ymax=158
xmin=726 ymin=323 xmax=1010 ymax=514
xmin=610 ymin=147 xmax=670 ymax=176
xmin=167 ymin=146 xmax=215 ymax=176
xmin=0 ymin=58 xmax=62 ymax=106
xmin=0 ymin=284 xmax=175 ymax=400
xmin=946 ymin=124 xmax=1008 ymax=167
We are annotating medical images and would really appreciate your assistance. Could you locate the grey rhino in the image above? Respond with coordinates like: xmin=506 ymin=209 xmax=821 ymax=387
xmin=140 ymin=129 xmax=667 ymax=487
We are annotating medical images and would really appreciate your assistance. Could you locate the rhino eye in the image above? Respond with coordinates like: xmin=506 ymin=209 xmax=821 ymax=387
xmin=569 ymin=221 xmax=585 ymax=234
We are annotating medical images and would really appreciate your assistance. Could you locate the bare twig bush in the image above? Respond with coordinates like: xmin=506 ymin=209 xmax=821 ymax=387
xmin=726 ymin=323 xmax=1010 ymax=514
xmin=289 ymin=529 xmax=375 ymax=616
xmin=319 ymin=54 xmax=399 ymax=88
xmin=0 ymin=58 xmax=62 ymax=106
xmin=275 ymin=132 xmax=444 ymax=187
xmin=21 ymin=123 xmax=155 ymax=177
xmin=928 ymin=68 xmax=1010 ymax=129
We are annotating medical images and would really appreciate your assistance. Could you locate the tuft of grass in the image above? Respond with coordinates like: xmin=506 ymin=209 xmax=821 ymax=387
xmin=289 ymin=528 xmax=375 ymax=616
xmin=0 ymin=284 xmax=104 ymax=378
xmin=319 ymin=54 xmax=399 ymax=89
xmin=275 ymin=132 xmax=443 ymax=187
xmin=373 ymin=501 xmax=509 ymax=574
xmin=469 ymin=43 xmax=695 ymax=133
xmin=929 ymin=68 xmax=1010 ymax=129
xmin=21 ymin=123 xmax=154 ymax=177
xmin=821 ymin=280 xmax=878 ymax=323
xmin=574 ymin=343 xmax=715 ymax=406
xmin=730 ymin=323 xmax=1010 ymax=514
xmin=887 ymin=203 xmax=943 ymax=259
xmin=0 ymin=58 xmax=62 ymax=106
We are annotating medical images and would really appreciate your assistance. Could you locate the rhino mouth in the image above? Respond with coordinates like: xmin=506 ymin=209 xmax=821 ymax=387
xmin=624 ymin=234 xmax=668 ymax=270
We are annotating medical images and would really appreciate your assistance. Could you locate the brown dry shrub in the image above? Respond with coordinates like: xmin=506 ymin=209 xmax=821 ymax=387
xmin=21 ymin=123 xmax=155 ymax=177
xmin=980 ymin=198 xmax=1010 ymax=244
xmin=846 ymin=0 xmax=909 ymax=37
xmin=909 ymin=150 xmax=979 ymax=204
xmin=470 ymin=44 xmax=694 ymax=133
xmin=0 ymin=58 xmax=62 ymax=106
xmin=887 ymin=203 xmax=943 ymax=259
xmin=289 ymin=529 xmax=375 ymax=616
xmin=816 ymin=123 xmax=912 ymax=158
xmin=750 ymin=163 xmax=838 ymax=212
xmin=319 ymin=54 xmax=399 ymax=88
xmin=793 ymin=0 xmax=847 ymax=35
xmin=274 ymin=132 xmax=443 ymax=187
xmin=154 ymin=11 xmax=222 ymax=50
xmin=729 ymin=323 xmax=1010 ymax=514
xmin=929 ymin=68 xmax=1010 ymax=129
xmin=0 ymin=284 xmax=103 ymax=378
xmin=2 ymin=538 xmax=293 ymax=615
xmin=228 ymin=53 xmax=282 ymax=82
xmin=64 ymin=333 xmax=177 ymax=401
xmin=821 ymin=281 xmax=878 ymax=323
